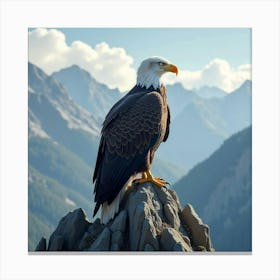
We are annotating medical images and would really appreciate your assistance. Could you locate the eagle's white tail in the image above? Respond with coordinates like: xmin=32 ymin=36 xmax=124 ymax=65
xmin=100 ymin=176 xmax=134 ymax=224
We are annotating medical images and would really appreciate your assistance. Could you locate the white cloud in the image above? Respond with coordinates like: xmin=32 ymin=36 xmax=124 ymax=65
xmin=163 ymin=58 xmax=251 ymax=93
xmin=28 ymin=28 xmax=136 ymax=92
xmin=29 ymin=29 xmax=251 ymax=93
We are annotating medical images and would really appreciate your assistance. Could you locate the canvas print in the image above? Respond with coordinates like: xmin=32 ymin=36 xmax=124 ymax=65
xmin=28 ymin=28 xmax=252 ymax=252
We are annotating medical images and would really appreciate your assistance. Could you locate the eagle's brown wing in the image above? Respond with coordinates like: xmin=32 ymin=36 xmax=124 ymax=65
xmin=93 ymin=91 xmax=167 ymax=216
xmin=163 ymin=105 xmax=171 ymax=142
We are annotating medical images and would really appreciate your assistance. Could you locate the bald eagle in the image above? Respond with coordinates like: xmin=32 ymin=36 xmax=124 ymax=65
xmin=92 ymin=56 xmax=178 ymax=224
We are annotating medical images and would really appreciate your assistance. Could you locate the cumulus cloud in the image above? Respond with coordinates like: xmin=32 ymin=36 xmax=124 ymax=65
xmin=29 ymin=29 xmax=251 ymax=93
xmin=28 ymin=28 xmax=136 ymax=92
xmin=163 ymin=58 xmax=251 ymax=93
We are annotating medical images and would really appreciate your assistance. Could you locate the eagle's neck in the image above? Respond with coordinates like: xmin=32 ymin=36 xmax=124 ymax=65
xmin=136 ymin=70 xmax=164 ymax=90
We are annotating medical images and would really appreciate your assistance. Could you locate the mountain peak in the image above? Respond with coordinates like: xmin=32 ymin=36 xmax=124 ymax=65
xmin=28 ymin=62 xmax=49 ymax=84
xmin=231 ymin=80 xmax=252 ymax=95
xmin=36 ymin=182 xmax=214 ymax=252
xmin=53 ymin=64 xmax=95 ymax=85
xmin=240 ymin=79 xmax=252 ymax=91
xmin=194 ymin=85 xmax=227 ymax=99
xmin=52 ymin=65 xmax=122 ymax=121
xmin=56 ymin=64 xmax=91 ymax=76
xmin=167 ymin=82 xmax=186 ymax=91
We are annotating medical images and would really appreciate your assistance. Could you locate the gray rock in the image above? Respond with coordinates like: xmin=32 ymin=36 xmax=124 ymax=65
xmin=167 ymin=189 xmax=182 ymax=211
xmin=110 ymin=230 xmax=123 ymax=251
xmin=127 ymin=184 xmax=163 ymax=250
xmin=182 ymin=234 xmax=192 ymax=247
xmin=160 ymin=227 xmax=192 ymax=252
xmin=110 ymin=243 xmax=120 ymax=251
xmin=35 ymin=237 xmax=47 ymax=251
xmin=38 ymin=183 xmax=214 ymax=252
xmin=48 ymin=208 xmax=91 ymax=251
xmin=144 ymin=244 xmax=155 ymax=251
xmin=88 ymin=227 xmax=111 ymax=251
xmin=128 ymin=202 xmax=145 ymax=250
xmin=138 ymin=217 xmax=159 ymax=251
xmin=153 ymin=186 xmax=174 ymax=206
xmin=110 ymin=210 xmax=127 ymax=233
xmin=79 ymin=218 xmax=105 ymax=250
xmin=88 ymin=218 xmax=103 ymax=234
xmin=49 ymin=235 xmax=64 ymax=251
xmin=181 ymin=204 xmax=214 ymax=251
xmin=164 ymin=203 xmax=180 ymax=230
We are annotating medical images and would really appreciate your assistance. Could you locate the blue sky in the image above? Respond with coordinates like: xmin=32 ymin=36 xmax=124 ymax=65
xmin=56 ymin=28 xmax=251 ymax=70
xmin=28 ymin=28 xmax=251 ymax=92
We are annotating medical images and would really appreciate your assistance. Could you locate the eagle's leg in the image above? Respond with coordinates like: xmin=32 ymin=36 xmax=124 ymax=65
xmin=146 ymin=170 xmax=167 ymax=187
xmin=134 ymin=170 xmax=167 ymax=187
xmin=142 ymin=172 xmax=147 ymax=179
xmin=134 ymin=172 xmax=147 ymax=184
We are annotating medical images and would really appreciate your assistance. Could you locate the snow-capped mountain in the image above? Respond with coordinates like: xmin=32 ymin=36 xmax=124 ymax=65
xmin=28 ymin=62 xmax=101 ymax=165
xmin=52 ymin=65 xmax=122 ymax=123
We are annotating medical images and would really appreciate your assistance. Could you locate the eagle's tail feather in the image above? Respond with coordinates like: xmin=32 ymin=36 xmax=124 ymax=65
xmin=93 ymin=203 xmax=100 ymax=218
xmin=100 ymin=176 xmax=134 ymax=224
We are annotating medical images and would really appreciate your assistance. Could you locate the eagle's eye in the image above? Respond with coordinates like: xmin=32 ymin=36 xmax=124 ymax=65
xmin=158 ymin=62 xmax=166 ymax=67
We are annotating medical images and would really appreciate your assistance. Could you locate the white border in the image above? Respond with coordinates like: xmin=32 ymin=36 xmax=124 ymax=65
xmin=1 ymin=0 xmax=279 ymax=280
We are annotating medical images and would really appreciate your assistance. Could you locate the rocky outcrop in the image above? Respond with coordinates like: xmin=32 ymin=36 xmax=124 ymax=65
xmin=36 ymin=182 xmax=214 ymax=252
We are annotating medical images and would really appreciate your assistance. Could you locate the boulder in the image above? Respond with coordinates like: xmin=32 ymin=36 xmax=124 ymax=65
xmin=36 ymin=183 xmax=214 ymax=252
xmin=181 ymin=204 xmax=214 ymax=251
xmin=47 ymin=208 xmax=91 ymax=251
xmin=35 ymin=237 xmax=47 ymax=251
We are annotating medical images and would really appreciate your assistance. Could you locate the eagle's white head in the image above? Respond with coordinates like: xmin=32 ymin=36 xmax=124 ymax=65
xmin=136 ymin=56 xmax=178 ymax=89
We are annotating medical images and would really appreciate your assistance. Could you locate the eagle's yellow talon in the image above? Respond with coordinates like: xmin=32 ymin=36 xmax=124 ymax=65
xmin=134 ymin=170 xmax=167 ymax=188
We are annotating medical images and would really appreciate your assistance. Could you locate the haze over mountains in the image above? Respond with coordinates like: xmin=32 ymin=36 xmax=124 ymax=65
xmin=52 ymin=64 xmax=252 ymax=172
xmin=194 ymin=85 xmax=227 ymax=99
xmin=28 ymin=63 xmax=100 ymax=249
xmin=28 ymin=62 xmax=252 ymax=251
xmin=158 ymin=79 xmax=251 ymax=170
xmin=174 ymin=127 xmax=252 ymax=251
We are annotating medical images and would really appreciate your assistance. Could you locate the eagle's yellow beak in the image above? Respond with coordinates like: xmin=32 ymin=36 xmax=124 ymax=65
xmin=163 ymin=63 xmax=178 ymax=76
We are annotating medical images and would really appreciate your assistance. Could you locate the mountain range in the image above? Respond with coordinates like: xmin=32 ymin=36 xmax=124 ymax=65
xmin=174 ymin=126 xmax=252 ymax=251
xmin=52 ymin=65 xmax=122 ymax=124
xmin=52 ymin=64 xmax=252 ymax=172
xmin=28 ymin=62 xmax=252 ymax=251
xmin=158 ymin=79 xmax=251 ymax=170
xmin=194 ymin=85 xmax=227 ymax=99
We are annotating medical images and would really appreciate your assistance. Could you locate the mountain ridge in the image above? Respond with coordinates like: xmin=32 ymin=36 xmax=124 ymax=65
xmin=28 ymin=62 xmax=251 ymax=252
xmin=52 ymin=64 xmax=122 ymax=123
xmin=173 ymin=126 xmax=252 ymax=251
xmin=157 ymin=80 xmax=252 ymax=170
xmin=194 ymin=85 xmax=227 ymax=99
